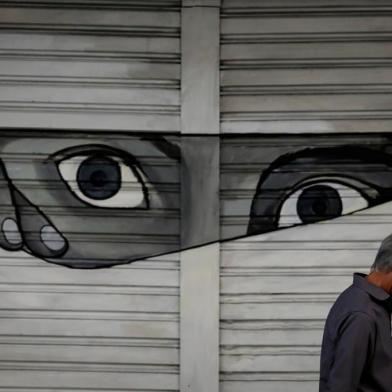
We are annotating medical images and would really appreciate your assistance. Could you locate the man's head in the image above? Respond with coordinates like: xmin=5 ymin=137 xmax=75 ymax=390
xmin=371 ymin=233 xmax=392 ymax=274
xmin=368 ymin=233 xmax=392 ymax=294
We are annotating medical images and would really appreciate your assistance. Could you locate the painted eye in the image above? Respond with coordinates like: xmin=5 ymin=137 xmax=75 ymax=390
xmin=57 ymin=154 xmax=148 ymax=208
xmin=278 ymin=179 xmax=370 ymax=228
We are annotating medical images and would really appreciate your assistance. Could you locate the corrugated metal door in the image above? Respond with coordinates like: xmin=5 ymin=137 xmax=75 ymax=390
xmin=0 ymin=1 xmax=181 ymax=391
xmin=1 ymin=1 xmax=391 ymax=391
xmin=219 ymin=1 xmax=392 ymax=391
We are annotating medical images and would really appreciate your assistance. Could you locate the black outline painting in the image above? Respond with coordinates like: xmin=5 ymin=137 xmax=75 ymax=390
xmin=1 ymin=130 xmax=392 ymax=268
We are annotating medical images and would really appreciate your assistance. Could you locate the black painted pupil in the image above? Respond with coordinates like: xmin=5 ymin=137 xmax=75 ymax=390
xmin=296 ymin=184 xmax=343 ymax=224
xmin=77 ymin=156 xmax=121 ymax=200
xmin=90 ymin=170 xmax=107 ymax=186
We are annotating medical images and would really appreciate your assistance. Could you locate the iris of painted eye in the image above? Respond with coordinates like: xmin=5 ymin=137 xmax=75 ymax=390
xmin=296 ymin=185 xmax=343 ymax=224
xmin=278 ymin=180 xmax=369 ymax=228
xmin=77 ymin=156 xmax=121 ymax=200
xmin=57 ymin=153 xmax=148 ymax=209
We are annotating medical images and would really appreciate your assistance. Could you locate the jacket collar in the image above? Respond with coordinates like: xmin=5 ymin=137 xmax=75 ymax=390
xmin=353 ymin=272 xmax=391 ymax=301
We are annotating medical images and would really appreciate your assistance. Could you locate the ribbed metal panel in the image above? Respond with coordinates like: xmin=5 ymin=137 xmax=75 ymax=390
xmin=219 ymin=1 xmax=392 ymax=389
xmin=0 ymin=1 xmax=181 ymax=390
xmin=220 ymin=0 xmax=392 ymax=133
xmin=0 ymin=0 xmax=181 ymax=132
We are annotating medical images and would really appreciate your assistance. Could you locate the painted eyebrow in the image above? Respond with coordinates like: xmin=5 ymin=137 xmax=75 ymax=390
xmin=140 ymin=135 xmax=181 ymax=162
xmin=254 ymin=144 xmax=392 ymax=188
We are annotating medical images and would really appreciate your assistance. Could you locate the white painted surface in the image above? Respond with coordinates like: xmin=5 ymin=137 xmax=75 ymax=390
xmin=0 ymin=1 xmax=180 ymax=131
xmin=0 ymin=1 xmax=181 ymax=391
xmin=220 ymin=0 xmax=392 ymax=133
xmin=0 ymin=251 xmax=180 ymax=390
xmin=220 ymin=200 xmax=392 ymax=391
xmin=0 ymin=1 xmax=390 ymax=391
xmin=181 ymin=5 xmax=220 ymax=135
xmin=180 ymin=244 xmax=220 ymax=392
xmin=180 ymin=2 xmax=220 ymax=391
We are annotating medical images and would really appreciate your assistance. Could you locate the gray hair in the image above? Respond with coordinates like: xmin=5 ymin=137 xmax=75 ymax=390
xmin=371 ymin=233 xmax=392 ymax=273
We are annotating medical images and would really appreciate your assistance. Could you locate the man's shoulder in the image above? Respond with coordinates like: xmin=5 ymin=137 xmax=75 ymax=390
xmin=325 ymin=284 xmax=375 ymax=333
xmin=334 ymin=283 xmax=372 ymax=312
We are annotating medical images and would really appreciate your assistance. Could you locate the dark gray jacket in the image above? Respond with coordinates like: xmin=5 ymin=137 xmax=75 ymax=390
xmin=319 ymin=272 xmax=392 ymax=392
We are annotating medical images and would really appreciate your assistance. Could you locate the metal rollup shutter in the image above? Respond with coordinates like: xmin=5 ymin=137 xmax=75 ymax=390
xmin=0 ymin=0 xmax=180 ymax=132
xmin=219 ymin=1 xmax=392 ymax=391
xmin=220 ymin=0 xmax=392 ymax=134
xmin=0 ymin=1 xmax=180 ymax=391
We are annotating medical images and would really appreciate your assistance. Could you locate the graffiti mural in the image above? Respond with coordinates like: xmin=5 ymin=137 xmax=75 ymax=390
xmin=247 ymin=144 xmax=392 ymax=235
xmin=0 ymin=131 xmax=181 ymax=268
xmin=0 ymin=131 xmax=392 ymax=269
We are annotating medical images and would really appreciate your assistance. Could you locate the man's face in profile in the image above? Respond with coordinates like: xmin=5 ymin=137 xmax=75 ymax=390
xmin=1 ymin=130 xmax=392 ymax=268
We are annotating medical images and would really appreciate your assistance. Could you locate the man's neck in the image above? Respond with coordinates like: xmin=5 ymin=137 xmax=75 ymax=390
xmin=366 ymin=270 xmax=392 ymax=295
